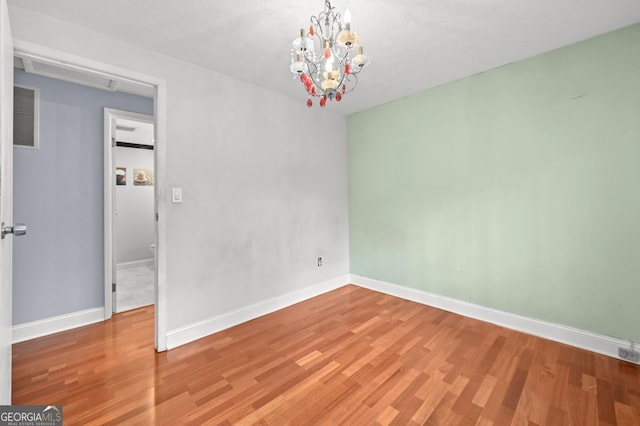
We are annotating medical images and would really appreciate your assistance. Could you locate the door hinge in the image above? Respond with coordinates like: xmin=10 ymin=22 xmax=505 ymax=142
xmin=155 ymin=212 xmax=159 ymax=221
xmin=112 ymin=137 xmax=116 ymax=147
xmin=112 ymin=282 xmax=116 ymax=292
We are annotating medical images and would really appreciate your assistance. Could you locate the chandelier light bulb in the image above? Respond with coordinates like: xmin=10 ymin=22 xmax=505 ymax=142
xmin=352 ymin=46 xmax=371 ymax=68
xmin=291 ymin=28 xmax=303 ymax=49
xmin=343 ymin=9 xmax=351 ymax=30
xmin=336 ymin=8 xmax=358 ymax=48
xmin=290 ymin=52 xmax=308 ymax=76
xmin=324 ymin=55 xmax=334 ymax=72
xmin=353 ymin=55 xmax=364 ymax=67
xmin=292 ymin=28 xmax=314 ymax=54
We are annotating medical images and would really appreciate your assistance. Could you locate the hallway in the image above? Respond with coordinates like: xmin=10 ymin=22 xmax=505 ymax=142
xmin=116 ymin=264 xmax=154 ymax=312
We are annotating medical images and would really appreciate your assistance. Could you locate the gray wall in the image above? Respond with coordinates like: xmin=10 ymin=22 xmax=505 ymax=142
xmin=13 ymin=68 xmax=153 ymax=325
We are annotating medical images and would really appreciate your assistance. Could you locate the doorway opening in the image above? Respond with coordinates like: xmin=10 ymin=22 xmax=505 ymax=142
xmin=13 ymin=43 xmax=167 ymax=351
xmin=106 ymin=110 xmax=155 ymax=313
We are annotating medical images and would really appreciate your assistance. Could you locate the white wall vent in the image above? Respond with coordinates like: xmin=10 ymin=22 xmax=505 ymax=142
xmin=14 ymin=85 xmax=39 ymax=149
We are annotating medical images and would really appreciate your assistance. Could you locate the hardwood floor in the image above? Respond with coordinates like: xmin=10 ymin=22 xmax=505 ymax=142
xmin=12 ymin=285 xmax=640 ymax=425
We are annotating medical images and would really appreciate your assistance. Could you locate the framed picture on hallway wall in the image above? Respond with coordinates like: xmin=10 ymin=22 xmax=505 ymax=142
xmin=133 ymin=168 xmax=154 ymax=186
xmin=116 ymin=167 xmax=126 ymax=186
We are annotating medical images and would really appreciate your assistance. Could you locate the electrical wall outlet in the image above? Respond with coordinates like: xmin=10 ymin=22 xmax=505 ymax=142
xmin=618 ymin=347 xmax=640 ymax=363
xmin=317 ymin=257 xmax=322 ymax=267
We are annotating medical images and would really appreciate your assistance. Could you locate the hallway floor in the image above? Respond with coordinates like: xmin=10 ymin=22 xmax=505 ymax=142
xmin=116 ymin=264 xmax=154 ymax=312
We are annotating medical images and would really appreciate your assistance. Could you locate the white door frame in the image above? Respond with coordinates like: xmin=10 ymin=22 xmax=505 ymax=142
xmin=13 ymin=39 xmax=169 ymax=351
xmin=0 ymin=0 xmax=14 ymax=404
xmin=104 ymin=109 xmax=154 ymax=315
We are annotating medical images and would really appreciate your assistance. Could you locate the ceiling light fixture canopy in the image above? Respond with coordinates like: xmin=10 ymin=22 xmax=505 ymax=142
xmin=290 ymin=0 xmax=371 ymax=108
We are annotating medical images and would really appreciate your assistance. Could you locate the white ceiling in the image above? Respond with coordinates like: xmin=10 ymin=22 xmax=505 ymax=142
xmin=9 ymin=0 xmax=640 ymax=115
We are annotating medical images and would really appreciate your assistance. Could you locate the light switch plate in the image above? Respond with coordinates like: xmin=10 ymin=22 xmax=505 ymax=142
xmin=172 ymin=187 xmax=183 ymax=203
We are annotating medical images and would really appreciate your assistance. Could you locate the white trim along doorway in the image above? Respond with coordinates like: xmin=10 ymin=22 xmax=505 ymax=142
xmin=104 ymin=108 xmax=155 ymax=315
xmin=13 ymin=39 xmax=169 ymax=351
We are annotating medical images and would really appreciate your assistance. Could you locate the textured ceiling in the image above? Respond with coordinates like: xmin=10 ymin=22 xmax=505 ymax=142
xmin=8 ymin=0 xmax=640 ymax=114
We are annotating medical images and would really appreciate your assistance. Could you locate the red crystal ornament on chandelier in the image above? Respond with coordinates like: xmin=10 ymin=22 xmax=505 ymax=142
xmin=289 ymin=0 xmax=371 ymax=107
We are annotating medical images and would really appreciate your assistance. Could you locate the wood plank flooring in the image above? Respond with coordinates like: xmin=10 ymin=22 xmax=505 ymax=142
xmin=12 ymin=285 xmax=640 ymax=425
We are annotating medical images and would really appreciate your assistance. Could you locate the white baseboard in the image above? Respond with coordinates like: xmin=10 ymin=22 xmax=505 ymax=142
xmin=14 ymin=275 xmax=636 ymax=364
xmin=117 ymin=259 xmax=154 ymax=270
xmin=350 ymin=274 xmax=638 ymax=364
xmin=166 ymin=274 xmax=350 ymax=349
xmin=12 ymin=307 xmax=104 ymax=344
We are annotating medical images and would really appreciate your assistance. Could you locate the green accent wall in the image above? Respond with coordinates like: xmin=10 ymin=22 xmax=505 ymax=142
xmin=348 ymin=24 xmax=640 ymax=342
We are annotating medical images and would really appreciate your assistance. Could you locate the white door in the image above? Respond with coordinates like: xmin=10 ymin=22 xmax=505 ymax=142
xmin=0 ymin=0 xmax=14 ymax=404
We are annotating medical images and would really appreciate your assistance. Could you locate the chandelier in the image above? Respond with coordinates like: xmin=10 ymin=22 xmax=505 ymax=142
xmin=290 ymin=0 xmax=371 ymax=108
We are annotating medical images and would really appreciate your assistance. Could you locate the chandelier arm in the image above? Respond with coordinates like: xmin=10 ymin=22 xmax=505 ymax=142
xmin=334 ymin=51 xmax=353 ymax=90
xmin=336 ymin=67 xmax=348 ymax=90
xmin=308 ymin=74 xmax=322 ymax=93
xmin=338 ymin=50 xmax=349 ymax=67
xmin=303 ymin=51 xmax=318 ymax=75
xmin=304 ymin=60 xmax=324 ymax=97
xmin=344 ymin=74 xmax=358 ymax=94
xmin=310 ymin=15 xmax=322 ymax=38
xmin=349 ymin=64 xmax=365 ymax=75
xmin=311 ymin=31 xmax=324 ymax=50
